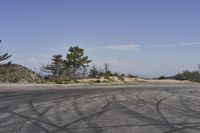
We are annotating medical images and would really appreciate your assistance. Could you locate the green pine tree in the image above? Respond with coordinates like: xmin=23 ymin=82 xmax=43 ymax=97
xmin=66 ymin=46 xmax=91 ymax=79
xmin=0 ymin=40 xmax=11 ymax=64
xmin=44 ymin=54 xmax=64 ymax=81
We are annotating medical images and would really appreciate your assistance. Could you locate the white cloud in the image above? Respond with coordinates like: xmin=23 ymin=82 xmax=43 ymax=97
xmin=180 ymin=42 xmax=200 ymax=46
xmin=88 ymin=44 xmax=140 ymax=52
xmin=146 ymin=44 xmax=176 ymax=48
xmin=144 ymin=41 xmax=200 ymax=48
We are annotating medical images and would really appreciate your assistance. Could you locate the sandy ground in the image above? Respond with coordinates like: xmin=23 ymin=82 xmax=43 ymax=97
xmin=0 ymin=79 xmax=196 ymax=91
xmin=76 ymin=77 xmax=193 ymax=84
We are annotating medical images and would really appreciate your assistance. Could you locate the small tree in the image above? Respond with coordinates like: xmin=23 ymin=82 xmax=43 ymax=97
xmin=89 ymin=65 xmax=98 ymax=78
xmin=0 ymin=40 xmax=11 ymax=64
xmin=104 ymin=63 xmax=110 ymax=73
xmin=43 ymin=54 xmax=64 ymax=81
xmin=44 ymin=46 xmax=91 ymax=82
xmin=66 ymin=46 xmax=91 ymax=79
xmin=158 ymin=76 xmax=167 ymax=80
xmin=0 ymin=53 xmax=11 ymax=63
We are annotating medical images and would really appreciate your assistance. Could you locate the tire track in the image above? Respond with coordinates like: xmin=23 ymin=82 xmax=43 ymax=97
xmin=155 ymin=95 xmax=176 ymax=128
xmin=0 ymin=106 xmax=68 ymax=132
xmin=163 ymin=124 xmax=200 ymax=133
xmin=112 ymin=94 xmax=175 ymax=132
xmin=71 ymin=95 xmax=111 ymax=133
xmin=1 ymin=85 xmax=200 ymax=133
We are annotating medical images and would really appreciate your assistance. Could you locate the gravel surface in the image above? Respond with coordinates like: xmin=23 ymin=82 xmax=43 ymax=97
xmin=0 ymin=84 xmax=200 ymax=133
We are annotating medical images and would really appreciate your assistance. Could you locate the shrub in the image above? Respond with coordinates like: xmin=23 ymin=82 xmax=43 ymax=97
xmin=158 ymin=76 xmax=167 ymax=80
xmin=118 ymin=76 xmax=124 ymax=81
xmin=175 ymin=70 xmax=200 ymax=83
xmin=96 ymin=80 xmax=101 ymax=83
xmin=104 ymin=74 xmax=110 ymax=79
xmin=121 ymin=74 xmax=125 ymax=77
xmin=98 ymin=72 xmax=110 ymax=79
xmin=54 ymin=80 xmax=63 ymax=84
xmin=113 ymin=72 xmax=120 ymax=77
xmin=128 ymin=74 xmax=138 ymax=78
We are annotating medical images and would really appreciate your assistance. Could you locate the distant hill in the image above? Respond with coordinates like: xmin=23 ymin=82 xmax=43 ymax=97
xmin=0 ymin=64 xmax=42 ymax=83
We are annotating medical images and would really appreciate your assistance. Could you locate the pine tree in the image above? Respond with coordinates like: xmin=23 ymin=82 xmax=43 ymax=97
xmin=44 ymin=46 xmax=91 ymax=81
xmin=0 ymin=40 xmax=11 ymax=64
xmin=66 ymin=46 xmax=91 ymax=79
xmin=89 ymin=65 xmax=98 ymax=78
xmin=0 ymin=53 xmax=12 ymax=63
xmin=44 ymin=54 xmax=63 ymax=80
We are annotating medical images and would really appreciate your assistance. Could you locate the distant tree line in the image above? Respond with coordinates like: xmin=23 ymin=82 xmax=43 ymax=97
xmin=175 ymin=65 xmax=200 ymax=83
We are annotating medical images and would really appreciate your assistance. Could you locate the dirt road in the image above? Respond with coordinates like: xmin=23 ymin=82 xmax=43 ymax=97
xmin=0 ymin=84 xmax=200 ymax=133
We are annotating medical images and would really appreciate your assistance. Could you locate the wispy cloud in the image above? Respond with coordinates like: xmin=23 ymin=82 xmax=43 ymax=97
xmin=180 ymin=42 xmax=200 ymax=46
xmin=88 ymin=44 xmax=140 ymax=52
xmin=146 ymin=44 xmax=176 ymax=48
xmin=88 ymin=41 xmax=200 ymax=52
xmin=145 ymin=41 xmax=200 ymax=48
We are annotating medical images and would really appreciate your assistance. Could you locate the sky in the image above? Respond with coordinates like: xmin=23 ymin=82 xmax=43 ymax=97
xmin=0 ymin=0 xmax=200 ymax=77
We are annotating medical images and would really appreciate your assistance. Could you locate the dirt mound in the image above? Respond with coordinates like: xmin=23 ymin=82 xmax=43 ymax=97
xmin=0 ymin=64 xmax=42 ymax=83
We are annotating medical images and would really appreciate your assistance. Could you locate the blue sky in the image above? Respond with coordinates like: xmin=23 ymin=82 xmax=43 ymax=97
xmin=0 ymin=0 xmax=200 ymax=77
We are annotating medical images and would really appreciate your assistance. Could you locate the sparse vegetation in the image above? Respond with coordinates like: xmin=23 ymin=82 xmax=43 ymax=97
xmin=0 ymin=53 xmax=12 ymax=64
xmin=43 ymin=54 xmax=65 ymax=81
xmin=89 ymin=65 xmax=99 ymax=78
xmin=67 ymin=46 xmax=91 ymax=79
xmin=118 ymin=76 xmax=125 ymax=81
xmin=175 ymin=70 xmax=200 ymax=83
xmin=0 ymin=40 xmax=33 ymax=83
xmin=158 ymin=76 xmax=167 ymax=80
xmin=0 ymin=40 xmax=12 ymax=65
xmin=3 ymin=38 xmax=196 ymax=84
xmin=96 ymin=79 xmax=101 ymax=83
xmin=43 ymin=46 xmax=91 ymax=83
xmin=0 ymin=64 xmax=42 ymax=83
